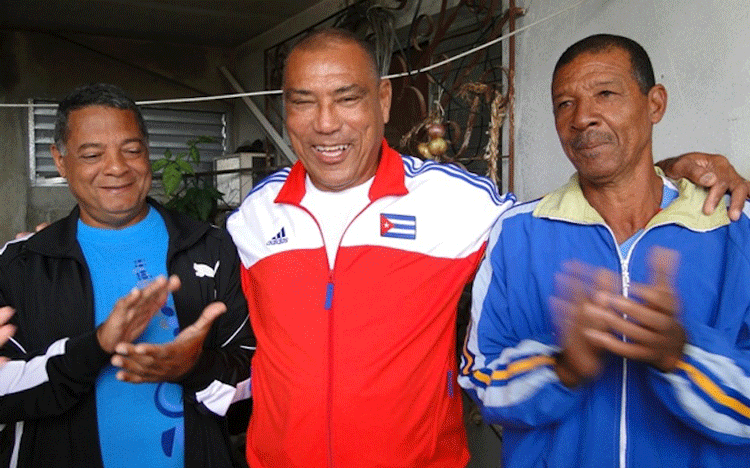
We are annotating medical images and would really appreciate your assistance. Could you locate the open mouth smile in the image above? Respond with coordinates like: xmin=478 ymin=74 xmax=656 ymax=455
xmin=312 ymin=144 xmax=351 ymax=162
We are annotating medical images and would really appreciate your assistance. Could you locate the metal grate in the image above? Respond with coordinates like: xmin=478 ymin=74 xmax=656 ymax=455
xmin=28 ymin=101 xmax=227 ymax=186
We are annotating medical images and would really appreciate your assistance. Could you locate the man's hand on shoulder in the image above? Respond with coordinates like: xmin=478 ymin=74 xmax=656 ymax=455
xmin=14 ymin=222 xmax=50 ymax=240
xmin=111 ymin=301 xmax=226 ymax=383
xmin=657 ymin=152 xmax=750 ymax=221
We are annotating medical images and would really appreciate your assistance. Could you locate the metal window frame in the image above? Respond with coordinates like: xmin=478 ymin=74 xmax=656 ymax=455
xmin=28 ymin=100 xmax=228 ymax=187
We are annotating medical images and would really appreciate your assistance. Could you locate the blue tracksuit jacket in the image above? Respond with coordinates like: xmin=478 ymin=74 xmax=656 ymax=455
xmin=459 ymin=172 xmax=750 ymax=468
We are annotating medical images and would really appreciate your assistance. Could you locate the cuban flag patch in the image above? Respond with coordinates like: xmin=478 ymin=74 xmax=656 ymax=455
xmin=380 ymin=213 xmax=416 ymax=239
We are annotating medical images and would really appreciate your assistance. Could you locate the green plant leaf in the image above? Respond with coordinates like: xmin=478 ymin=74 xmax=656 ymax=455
xmin=162 ymin=164 xmax=183 ymax=196
xmin=176 ymin=159 xmax=195 ymax=174
xmin=207 ymin=186 xmax=224 ymax=199
xmin=151 ymin=159 xmax=169 ymax=172
xmin=189 ymin=145 xmax=200 ymax=164
xmin=157 ymin=136 xmax=220 ymax=222
xmin=194 ymin=136 xmax=215 ymax=145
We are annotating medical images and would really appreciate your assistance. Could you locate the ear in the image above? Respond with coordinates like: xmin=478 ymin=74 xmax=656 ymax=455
xmin=379 ymin=78 xmax=392 ymax=124
xmin=51 ymin=144 xmax=67 ymax=179
xmin=648 ymin=84 xmax=667 ymax=124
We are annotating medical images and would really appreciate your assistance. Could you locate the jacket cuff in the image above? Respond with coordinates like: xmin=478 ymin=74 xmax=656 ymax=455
xmin=64 ymin=330 xmax=112 ymax=380
xmin=177 ymin=351 xmax=217 ymax=390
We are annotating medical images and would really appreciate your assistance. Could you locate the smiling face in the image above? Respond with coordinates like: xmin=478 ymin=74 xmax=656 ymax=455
xmin=551 ymin=47 xmax=666 ymax=186
xmin=283 ymin=39 xmax=392 ymax=192
xmin=52 ymin=105 xmax=151 ymax=228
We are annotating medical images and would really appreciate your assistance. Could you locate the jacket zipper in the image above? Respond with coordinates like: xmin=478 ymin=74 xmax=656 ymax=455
xmin=296 ymin=199 xmax=376 ymax=468
xmin=615 ymin=218 xmax=679 ymax=468
xmin=556 ymin=182 xmax=678 ymax=468
xmin=607 ymin=224 xmax=656 ymax=468
xmin=619 ymin=265 xmax=630 ymax=468
xmin=601 ymin=223 xmax=636 ymax=468
xmin=326 ymin=270 xmax=335 ymax=468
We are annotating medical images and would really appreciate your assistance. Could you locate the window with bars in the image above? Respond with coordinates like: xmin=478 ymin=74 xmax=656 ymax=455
xmin=28 ymin=100 xmax=227 ymax=186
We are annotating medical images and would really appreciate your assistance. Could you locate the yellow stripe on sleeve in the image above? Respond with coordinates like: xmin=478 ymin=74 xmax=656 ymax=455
xmin=461 ymin=339 xmax=476 ymax=376
xmin=472 ymin=355 xmax=555 ymax=385
xmin=676 ymin=360 xmax=750 ymax=419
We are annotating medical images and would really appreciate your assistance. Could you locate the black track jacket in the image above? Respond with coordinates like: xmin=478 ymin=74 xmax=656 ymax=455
xmin=0 ymin=199 xmax=254 ymax=467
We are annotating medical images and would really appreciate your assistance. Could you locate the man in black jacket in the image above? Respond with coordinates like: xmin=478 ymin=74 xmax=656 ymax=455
xmin=0 ymin=83 xmax=254 ymax=467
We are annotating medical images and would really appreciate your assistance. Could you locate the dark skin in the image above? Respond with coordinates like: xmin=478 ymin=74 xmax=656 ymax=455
xmin=552 ymin=248 xmax=685 ymax=387
xmin=97 ymin=275 xmax=226 ymax=383
xmin=657 ymin=153 xmax=750 ymax=221
xmin=111 ymin=286 xmax=226 ymax=383
xmin=96 ymin=275 xmax=180 ymax=354
xmin=0 ymin=307 xmax=15 ymax=366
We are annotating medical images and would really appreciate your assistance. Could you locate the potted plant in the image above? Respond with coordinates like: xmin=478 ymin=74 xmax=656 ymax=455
xmin=151 ymin=136 xmax=224 ymax=222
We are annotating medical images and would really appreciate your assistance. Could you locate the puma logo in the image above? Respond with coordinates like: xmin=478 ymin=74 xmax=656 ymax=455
xmin=193 ymin=261 xmax=219 ymax=278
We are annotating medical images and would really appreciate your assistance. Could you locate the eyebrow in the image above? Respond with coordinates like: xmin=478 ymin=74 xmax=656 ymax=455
xmin=591 ymin=79 xmax=619 ymax=87
xmin=284 ymin=89 xmax=313 ymax=98
xmin=332 ymin=84 xmax=367 ymax=95
xmin=284 ymin=84 xmax=368 ymax=98
xmin=552 ymin=78 xmax=622 ymax=100
xmin=75 ymin=138 xmax=145 ymax=152
xmin=76 ymin=143 xmax=105 ymax=151
xmin=121 ymin=138 xmax=146 ymax=146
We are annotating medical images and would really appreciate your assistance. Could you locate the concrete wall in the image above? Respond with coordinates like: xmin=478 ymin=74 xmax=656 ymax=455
xmin=512 ymin=0 xmax=750 ymax=202
xmin=0 ymin=30 xmax=232 ymax=242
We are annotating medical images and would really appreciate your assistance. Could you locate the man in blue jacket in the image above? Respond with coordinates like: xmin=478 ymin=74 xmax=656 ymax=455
xmin=460 ymin=34 xmax=750 ymax=467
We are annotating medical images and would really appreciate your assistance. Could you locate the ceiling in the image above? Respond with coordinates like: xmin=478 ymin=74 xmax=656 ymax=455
xmin=0 ymin=0 xmax=326 ymax=49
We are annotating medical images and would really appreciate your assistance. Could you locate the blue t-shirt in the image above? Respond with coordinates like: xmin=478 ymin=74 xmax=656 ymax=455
xmin=78 ymin=207 xmax=184 ymax=467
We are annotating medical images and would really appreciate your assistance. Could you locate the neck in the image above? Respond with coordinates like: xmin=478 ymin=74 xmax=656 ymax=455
xmin=579 ymin=162 xmax=662 ymax=244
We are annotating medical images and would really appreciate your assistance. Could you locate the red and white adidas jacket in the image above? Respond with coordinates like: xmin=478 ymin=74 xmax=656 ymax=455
xmin=226 ymin=140 xmax=514 ymax=468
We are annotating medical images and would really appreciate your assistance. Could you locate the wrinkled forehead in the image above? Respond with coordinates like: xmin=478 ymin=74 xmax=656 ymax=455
xmin=283 ymin=40 xmax=378 ymax=88
xmin=551 ymin=48 xmax=634 ymax=92
xmin=65 ymin=106 xmax=147 ymax=146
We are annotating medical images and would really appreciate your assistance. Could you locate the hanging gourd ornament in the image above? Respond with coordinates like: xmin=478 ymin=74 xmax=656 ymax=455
xmin=427 ymin=122 xmax=445 ymax=139
xmin=417 ymin=142 xmax=432 ymax=159
xmin=426 ymin=122 xmax=447 ymax=157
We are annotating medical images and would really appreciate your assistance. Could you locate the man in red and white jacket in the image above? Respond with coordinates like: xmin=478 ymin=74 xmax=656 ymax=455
xmin=227 ymin=28 xmax=512 ymax=467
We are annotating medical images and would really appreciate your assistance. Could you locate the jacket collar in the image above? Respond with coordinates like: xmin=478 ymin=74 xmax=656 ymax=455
xmin=274 ymin=139 xmax=408 ymax=205
xmin=533 ymin=167 xmax=730 ymax=232
xmin=26 ymin=198 xmax=211 ymax=260
xmin=25 ymin=204 xmax=83 ymax=259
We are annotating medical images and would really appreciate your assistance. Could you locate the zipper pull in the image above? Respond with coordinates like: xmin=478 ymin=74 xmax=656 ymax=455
xmin=324 ymin=281 xmax=334 ymax=310
xmin=621 ymin=269 xmax=630 ymax=296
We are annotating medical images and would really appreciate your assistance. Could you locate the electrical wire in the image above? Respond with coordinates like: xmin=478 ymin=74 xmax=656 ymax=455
xmin=0 ymin=0 xmax=584 ymax=109
xmin=384 ymin=0 xmax=584 ymax=79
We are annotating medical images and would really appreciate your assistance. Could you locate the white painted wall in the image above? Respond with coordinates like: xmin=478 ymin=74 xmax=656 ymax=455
xmin=512 ymin=0 xmax=750 ymax=201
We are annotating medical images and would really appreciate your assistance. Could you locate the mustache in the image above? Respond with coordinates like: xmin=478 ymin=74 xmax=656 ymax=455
xmin=571 ymin=131 xmax=613 ymax=150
